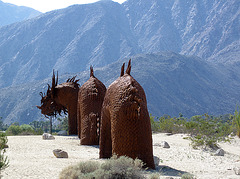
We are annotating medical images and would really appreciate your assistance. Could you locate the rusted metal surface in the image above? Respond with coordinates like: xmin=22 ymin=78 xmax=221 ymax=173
xmin=37 ymin=70 xmax=79 ymax=135
xmin=78 ymin=66 xmax=106 ymax=145
xmin=99 ymin=60 xmax=155 ymax=169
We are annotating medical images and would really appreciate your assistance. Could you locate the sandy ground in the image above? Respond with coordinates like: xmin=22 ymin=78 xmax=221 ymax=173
xmin=1 ymin=133 xmax=240 ymax=179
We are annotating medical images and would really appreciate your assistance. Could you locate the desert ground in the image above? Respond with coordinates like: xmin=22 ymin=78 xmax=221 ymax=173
xmin=1 ymin=133 xmax=240 ymax=179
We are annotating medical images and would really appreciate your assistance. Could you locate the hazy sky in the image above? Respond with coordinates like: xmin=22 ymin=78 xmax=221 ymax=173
xmin=2 ymin=0 xmax=127 ymax=13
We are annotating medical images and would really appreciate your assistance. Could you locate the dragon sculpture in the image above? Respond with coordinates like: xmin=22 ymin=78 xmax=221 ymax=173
xmin=37 ymin=70 xmax=79 ymax=135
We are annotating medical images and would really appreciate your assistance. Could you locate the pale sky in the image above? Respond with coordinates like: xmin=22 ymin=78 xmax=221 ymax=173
xmin=2 ymin=0 xmax=127 ymax=13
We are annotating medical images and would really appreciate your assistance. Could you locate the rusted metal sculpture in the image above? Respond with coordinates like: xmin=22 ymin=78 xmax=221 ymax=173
xmin=78 ymin=66 xmax=106 ymax=145
xmin=37 ymin=70 xmax=79 ymax=135
xmin=99 ymin=60 xmax=155 ymax=169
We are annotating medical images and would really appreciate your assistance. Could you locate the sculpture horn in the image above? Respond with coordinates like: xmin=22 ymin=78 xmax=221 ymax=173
xmin=52 ymin=70 xmax=56 ymax=89
xmin=126 ymin=59 xmax=131 ymax=75
xmin=56 ymin=71 xmax=58 ymax=86
xmin=90 ymin=65 xmax=94 ymax=77
xmin=120 ymin=63 xmax=125 ymax=77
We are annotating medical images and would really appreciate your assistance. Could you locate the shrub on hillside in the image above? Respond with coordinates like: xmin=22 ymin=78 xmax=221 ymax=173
xmin=59 ymin=155 xmax=145 ymax=179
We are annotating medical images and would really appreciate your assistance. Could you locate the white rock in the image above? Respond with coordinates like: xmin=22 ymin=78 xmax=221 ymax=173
xmin=214 ymin=149 xmax=224 ymax=156
xmin=42 ymin=133 xmax=55 ymax=140
xmin=162 ymin=141 xmax=170 ymax=148
xmin=53 ymin=149 xmax=68 ymax=158
xmin=234 ymin=167 xmax=240 ymax=175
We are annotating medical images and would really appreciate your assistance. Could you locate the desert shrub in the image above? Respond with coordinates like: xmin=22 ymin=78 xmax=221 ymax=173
xmin=6 ymin=124 xmax=22 ymax=135
xmin=20 ymin=124 xmax=35 ymax=135
xmin=150 ymin=114 xmax=160 ymax=133
xmin=185 ymin=114 xmax=232 ymax=149
xmin=6 ymin=124 xmax=37 ymax=135
xmin=181 ymin=173 xmax=195 ymax=179
xmin=233 ymin=107 xmax=240 ymax=137
xmin=100 ymin=155 xmax=144 ymax=178
xmin=149 ymin=173 xmax=160 ymax=179
xmin=150 ymin=113 xmax=233 ymax=150
xmin=59 ymin=155 xmax=145 ymax=179
xmin=60 ymin=161 xmax=99 ymax=179
xmin=0 ymin=132 xmax=9 ymax=173
xmin=150 ymin=115 xmax=187 ymax=134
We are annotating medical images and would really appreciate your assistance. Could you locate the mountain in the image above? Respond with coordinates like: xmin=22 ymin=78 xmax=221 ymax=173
xmin=1 ymin=52 xmax=240 ymax=124
xmin=0 ymin=1 xmax=139 ymax=88
xmin=0 ymin=0 xmax=41 ymax=27
xmin=124 ymin=0 xmax=240 ymax=63
xmin=0 ymin=0 xmax=239 ymax=124
xmin=0 ymin=0 xmax=239 ymax=88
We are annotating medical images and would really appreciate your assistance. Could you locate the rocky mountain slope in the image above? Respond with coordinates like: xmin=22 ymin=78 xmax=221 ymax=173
xmin=0 ymin=0 xmax=239 ymax=123
xmin=1 ymin=52 xmax=239 ymax=124
xmin=0 ymin=0 xmax=238 ymax=88
xmin=0 ymin=0 xmax=41 ymax=27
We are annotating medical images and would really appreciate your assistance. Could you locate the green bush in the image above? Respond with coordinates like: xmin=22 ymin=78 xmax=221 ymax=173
xmin=150 ymin=115 xmax=187 ymax=134
xmin=0 ymin=132 xmax=9 ymax=173
xmin=187 ymin=114 xmax=232 ymax=150
xmin=181 ymin=173 xmax=195 ymax=179
xmin=233 ymin=106 xmax=240 ymax=137
xmin=59 ymin=155 xmax=145 ymax=179
xmin=20 ymin=124 xmax=35 ymax=135
xmin=6 ymin=124 xmax=22 ymax=135
xmin=150 ymin=113 xmax=233 ymax=150
xmin=6 ymin=124 xmax=37 ymax=135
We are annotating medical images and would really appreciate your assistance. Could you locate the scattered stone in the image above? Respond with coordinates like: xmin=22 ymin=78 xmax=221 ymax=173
xmin=162 ymin=141 xmax=170 ymax=148
xmin=154 ymin=156 xmax=160 ymax=165
xmin=153 ymin=143 xmax=161 ymax=147
xmin=164 ymin=177 xmax=174 ymax=179
xmin=53 ymin=149 xmax=68 ymax=158
xmin=57 ymin=130 xmax=68 ymax=136
xmin=234 ymin=167 xmax=240 ymax=175
xmin=42 ymin=133 xmax=55 ymax=140
xmin=214 ymin=149 xmax=224 ymax=156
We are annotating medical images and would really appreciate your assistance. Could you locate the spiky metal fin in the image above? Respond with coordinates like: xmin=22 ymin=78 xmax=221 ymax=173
xmin=126 ymin=59 xmax=131 ymax=75
xmin=67 ymin=75 xmax=77 ymax=82
xmin=39 ymin=92 xmax=43 ymax=98
xmin=120 ymin=63 xmax=125 ymax=77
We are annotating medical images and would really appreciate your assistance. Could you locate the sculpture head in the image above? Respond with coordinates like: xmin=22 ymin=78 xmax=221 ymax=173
xmin=37 ymin=70 xmax=67 ymax=117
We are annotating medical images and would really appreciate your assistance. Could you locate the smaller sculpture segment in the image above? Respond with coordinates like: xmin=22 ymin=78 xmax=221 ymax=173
xmin=78 ymin=66 xmax=106 ymax=145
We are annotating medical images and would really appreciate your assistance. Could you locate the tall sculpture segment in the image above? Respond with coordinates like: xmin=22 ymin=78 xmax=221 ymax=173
xmin=99 ymin=60 xmax=155 ymax=169
xmin=78 ymin=66 xmax=106 ymax=145
xmin=37 ymin=70 xmax=79 ymax=135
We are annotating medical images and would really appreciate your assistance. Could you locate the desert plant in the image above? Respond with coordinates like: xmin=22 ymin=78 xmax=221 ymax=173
xmin=0 ymin=132 xmax=9 ymax=173
xmin=100 ymin=155 xmax=144 ymax=178
xmin=59 ymin=155 xmax=145 ymax=179
xmin=149 ymin=173 xmax=160 ymax=179
xmin=20 ymin=124 xmax=35 ymax=135
xmin=181 ymin=173 xmax=195 ymax=179
xmin=150 ymin=114 xmax=160 ymax=133
xmin=233 ymin=107 xmax=240 ymax=137
xmin=150 ymin=113 xmax=232 ymax=150
xmin=5 ymin=124 xmax=22 ymax=136
xmin=186 ymin=114 xmax=232 ymax=150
